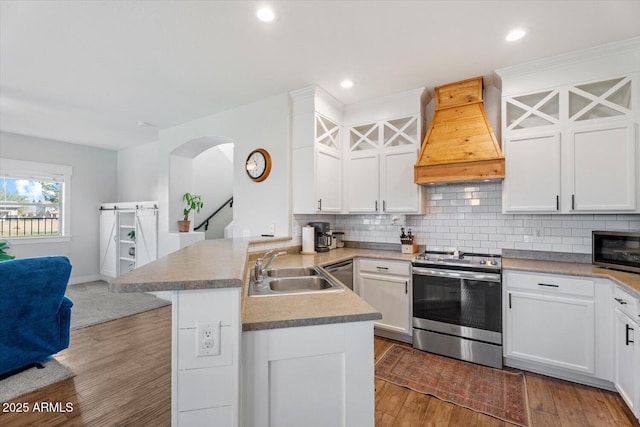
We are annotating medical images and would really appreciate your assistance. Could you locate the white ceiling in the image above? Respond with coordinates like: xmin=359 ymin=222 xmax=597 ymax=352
xmin=1 ymin=0 xmax=639 ymax=151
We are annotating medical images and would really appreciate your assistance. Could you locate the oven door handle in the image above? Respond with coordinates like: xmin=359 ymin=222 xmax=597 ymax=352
xmin=412 ymin=267 xmax=501 ymax=282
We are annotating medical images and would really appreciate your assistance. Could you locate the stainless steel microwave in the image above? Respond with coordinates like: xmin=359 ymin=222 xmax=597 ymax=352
xmin=592 ymin=230 xmax=640 ymax=274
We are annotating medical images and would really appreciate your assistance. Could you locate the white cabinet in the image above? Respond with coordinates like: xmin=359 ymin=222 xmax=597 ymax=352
xmin=503 ymin=132 xmax=561 ymax=212
xmin=569 ymin=122 xmax=636 ymax=211
xmin=612 ymin=285 xmax=640 ymax=421
xmin=356 ymin=259 xmax=411 ymax=339
xmin=291 ymin=87 xmax=344 ymax=214
xmin=345 ymin=115 xmax=422 ymax=214
xmin=242 ymin=321 xmax=375 ymax=427
xmin=99 ymin=202 xmax=158 ymax=278
xmin=99 ymin=210 xmax=117 ymax=278
xmin=503 ymin=270 xmax=614 ymax=385
xmin=498 ymin=42 xmax=640 ymax=214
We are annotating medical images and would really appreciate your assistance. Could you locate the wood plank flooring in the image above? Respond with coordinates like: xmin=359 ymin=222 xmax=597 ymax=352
xmin=1 ymin=307 xmax=637 ymax=426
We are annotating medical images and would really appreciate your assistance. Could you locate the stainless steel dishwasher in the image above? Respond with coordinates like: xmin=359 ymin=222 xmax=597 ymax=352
xmin=324 ymin=259 xmax=353 ymax=290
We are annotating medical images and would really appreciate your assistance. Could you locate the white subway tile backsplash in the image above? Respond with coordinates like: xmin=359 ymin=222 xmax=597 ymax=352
xmin=294 ymin=182 xmax=636 ymax=256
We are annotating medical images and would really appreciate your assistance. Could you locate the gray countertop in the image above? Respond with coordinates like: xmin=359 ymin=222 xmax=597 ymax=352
xmin=110 ymin=238 xmax=416 ymax=331
xmin=503 ymin=257 xmax=640 ymax=297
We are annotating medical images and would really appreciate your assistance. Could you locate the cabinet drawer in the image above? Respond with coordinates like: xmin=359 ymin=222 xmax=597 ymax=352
xmin=613 ymin=285 xmax=640 ymax=320
xmin=359 ymin=258 xmax=410 ymax=276
xmin=504 ymin=270 xmax=594 ymax=297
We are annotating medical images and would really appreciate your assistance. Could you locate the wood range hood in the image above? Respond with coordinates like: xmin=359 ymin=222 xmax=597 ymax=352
xmin=414 ymin=77 xmax=505 ymax=184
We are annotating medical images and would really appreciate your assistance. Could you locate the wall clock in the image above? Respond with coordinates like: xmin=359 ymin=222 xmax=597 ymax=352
xmin=245 ymin=148 xmax=272 ymax=182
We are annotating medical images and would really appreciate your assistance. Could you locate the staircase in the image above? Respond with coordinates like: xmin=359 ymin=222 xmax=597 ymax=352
xmin=194 ymin=197 xmax=233 ymax=239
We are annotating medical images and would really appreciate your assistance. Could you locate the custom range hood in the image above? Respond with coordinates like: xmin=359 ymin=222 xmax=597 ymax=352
xmin=414 ymin=77 xmax=504 ymax=184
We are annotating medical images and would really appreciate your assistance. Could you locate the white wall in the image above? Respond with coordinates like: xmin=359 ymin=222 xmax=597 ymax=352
xmin=193 ymin=143 xmax=233 ymax=227
xmin=0 ymin=131 xmax=117 ymax=282
xmin=117 ymin=140 xmax=159 ymax=202
xmin=157 ymin=94 xmax=291 ymax=251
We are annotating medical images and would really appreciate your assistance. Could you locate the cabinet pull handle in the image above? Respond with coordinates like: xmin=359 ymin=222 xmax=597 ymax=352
xmin=318 ymin=199 xmax=322 ymax=211
xmin=383 ymin=200 xmax=386 ymax=211
xmin=376 ymin=266 xmax=389 ymax=271
xmin=508 ymin=293 xmax=512 ymax=309
xmin=538 ymin=283 xmax=559 ymax=288
xmin=556 ymin=195 xmax=559 ymax=211
xmin=571 ymin=194 xmax=575 ymax=210
xmin=405 ymin=281 xmax=408 ymax=294
xmin=615 ymin=297 xmax=628 ymax=305
xmin=626 ymin=324 xmax=634 ymax=345
xmin=375 ymin=200 xmax=378 ymax=211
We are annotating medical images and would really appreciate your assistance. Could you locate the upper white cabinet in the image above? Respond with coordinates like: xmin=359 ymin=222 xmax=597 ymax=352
xmin=291 ymin=87 xmax=344 ymax=214
xmin=343 ymin=89 xmax=425 ymax=214
xmin=497 ymin=39 xmax=640 ymax=214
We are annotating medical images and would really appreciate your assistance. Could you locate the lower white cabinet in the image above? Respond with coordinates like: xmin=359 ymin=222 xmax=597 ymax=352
xmin=503 ymin=270 xmax=613 ymax=385
xmin=506 ymin=290 xmax=595 ymax=373
xmin=356 ymin=259 xmax=411 ymax=339
xmin=612 ymin=285 xmax=640 ymax=420
xmin=241 ymin=321 xmax=375 ymax=427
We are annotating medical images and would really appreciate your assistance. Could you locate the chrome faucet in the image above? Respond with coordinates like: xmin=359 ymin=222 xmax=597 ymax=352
xmin=254 ymin=250 xmax=287 ymax=283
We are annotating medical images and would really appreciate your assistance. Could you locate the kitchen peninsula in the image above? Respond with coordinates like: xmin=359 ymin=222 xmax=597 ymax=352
xmin=110 ymin=237 xmax=392 ymax=427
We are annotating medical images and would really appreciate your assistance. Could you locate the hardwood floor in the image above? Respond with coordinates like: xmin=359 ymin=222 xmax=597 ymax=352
xmin=1 ymin=308 xmax=637 ymax=426
xmin=374 ymin=337 xmax=639 ymax=427
xmin=0 ymin=306 xmax=172 ymax=427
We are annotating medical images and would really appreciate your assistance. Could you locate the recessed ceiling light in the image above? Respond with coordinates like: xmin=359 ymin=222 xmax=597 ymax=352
xmin=340 ymin=79 xmax=355 ymax=89
xmin=505 ymin=28 xmax=527 ymax=42
xmin=256 ymin=7 xmax=275 ymax=22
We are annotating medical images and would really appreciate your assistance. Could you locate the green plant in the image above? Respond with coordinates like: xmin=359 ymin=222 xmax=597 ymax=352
xmin=182 ymin=192 xmax=203 ymax=221
xmin=128 ymin=230 xmax=136 ymax=241
xmin=0 ymin=239 xmax=15 ymax=261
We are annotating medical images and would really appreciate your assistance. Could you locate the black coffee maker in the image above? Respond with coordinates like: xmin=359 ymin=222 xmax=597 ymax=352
xmin=308 ymin=222 xmax=332 ymax=252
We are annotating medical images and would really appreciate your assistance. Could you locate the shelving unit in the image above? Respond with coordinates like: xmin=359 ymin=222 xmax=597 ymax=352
xmin=99 ymin=201 xmax=158 ymax=279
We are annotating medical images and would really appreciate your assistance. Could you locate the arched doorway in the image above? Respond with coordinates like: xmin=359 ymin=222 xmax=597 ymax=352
xmin=168 ymin=136 xmax=234 ymax=237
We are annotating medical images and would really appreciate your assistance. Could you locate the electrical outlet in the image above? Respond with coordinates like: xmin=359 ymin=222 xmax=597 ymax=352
xmin=195 ymin=321 xmax=221 ymax=357
xmin=268 ymin=224 xmax=276 ymax=235
xmin=242 ymin=229 xmax=250 ymax=238
xmin=532 ymin=226 xmax=544 ymax=242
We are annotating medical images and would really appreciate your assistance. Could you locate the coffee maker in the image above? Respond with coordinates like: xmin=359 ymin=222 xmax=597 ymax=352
xmin=308 ymin=222 xmax=332 ymax=252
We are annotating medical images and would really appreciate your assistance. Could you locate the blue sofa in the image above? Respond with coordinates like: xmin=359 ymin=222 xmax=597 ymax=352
xmin=0 ymin=256 xmax=73 ymax=376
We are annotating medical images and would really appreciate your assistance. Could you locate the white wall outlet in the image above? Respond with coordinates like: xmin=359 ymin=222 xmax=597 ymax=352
xmin=268 ymin=223 xmax=276 ymax=235
xmin=242 ymin=229 xmax=251 ymax=238
xmin=532 ymin=226 xmax=544 ymax=242
xmin=195 ymin=320 xmax=221 ymax=357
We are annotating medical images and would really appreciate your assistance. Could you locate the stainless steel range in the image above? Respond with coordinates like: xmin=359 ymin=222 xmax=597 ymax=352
xmin=412 ymin=250 xmax=503 ymax=368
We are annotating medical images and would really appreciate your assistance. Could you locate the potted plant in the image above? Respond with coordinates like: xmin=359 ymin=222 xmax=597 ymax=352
xmin=0 ymin=239 xmax=15 ymax=261
xmin=178 ymin=192 xmax=203 ymax=232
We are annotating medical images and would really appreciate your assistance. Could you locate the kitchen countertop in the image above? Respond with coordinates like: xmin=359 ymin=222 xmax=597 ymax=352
xmin=241 ymin=248 xmax=414 ymax=331
xmin=110 ymin=236 xmax=290 ymax=293
xmin=111 ymin=238 xmax=416 ymax=331
xmin=503 ymin=257 xmax=640 ymax=297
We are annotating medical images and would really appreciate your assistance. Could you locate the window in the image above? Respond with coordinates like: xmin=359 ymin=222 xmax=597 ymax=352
xmin=0 ymin=158 xmax=72 ymax=241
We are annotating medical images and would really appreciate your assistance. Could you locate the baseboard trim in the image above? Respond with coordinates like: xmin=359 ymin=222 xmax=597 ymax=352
xmin=504 ymin=357 xmax=616 ymax=391
xmin=68 ymin=274 xmax=102 ymax=285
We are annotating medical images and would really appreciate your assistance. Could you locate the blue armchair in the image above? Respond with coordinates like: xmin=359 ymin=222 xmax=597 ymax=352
xmin=0 ymin=256 xmax=73 ymax=376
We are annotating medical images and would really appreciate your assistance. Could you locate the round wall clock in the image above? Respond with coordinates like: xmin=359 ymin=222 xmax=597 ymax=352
xmin=245 ymin=148 xmax=272 ymax=182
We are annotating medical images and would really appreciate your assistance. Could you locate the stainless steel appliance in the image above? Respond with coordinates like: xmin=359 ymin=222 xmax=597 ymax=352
xmin=308 ymin=222 xmax=332 ymax=252
xmin=412 ymin=250 xmax=503 ymax=368
xmin=593 ymin=230 xmax=640 ymax=274
xmin=324 ymin=259 xmax=353 ymax=290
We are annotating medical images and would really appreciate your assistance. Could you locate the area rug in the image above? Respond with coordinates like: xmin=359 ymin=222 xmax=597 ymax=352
xmin=66 ymin=280 xmax=170 ymax=330
xmin=375 ymin=345 xmax=531 ymax=427
xmin=0 ymin=358 xmax=74 ymax=402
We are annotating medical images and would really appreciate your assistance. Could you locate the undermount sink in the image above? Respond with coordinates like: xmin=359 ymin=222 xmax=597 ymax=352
xmin=266 ymin=267 xmax=318 ymax=278
xmin=249 ymin=267 xmax=343 ymax=296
